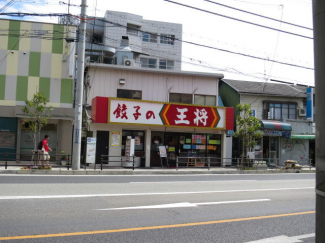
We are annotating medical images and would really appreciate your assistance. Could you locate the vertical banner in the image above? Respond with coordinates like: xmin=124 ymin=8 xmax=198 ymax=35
xmin=306 ymin=87 xmax=313 ymax=120
xmin=86 ymin=137 xmax=96 ymax=164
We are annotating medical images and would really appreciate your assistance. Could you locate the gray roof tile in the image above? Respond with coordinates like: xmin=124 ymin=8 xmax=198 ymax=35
xmin=222 ymin=79 xmax=307 ymax=97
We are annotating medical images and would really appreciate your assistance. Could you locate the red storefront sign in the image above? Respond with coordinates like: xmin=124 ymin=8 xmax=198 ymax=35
xmin=160 ymin=104 xmax=220 ymax=128
xmin=91 ymin=97 xmax=234 ymax=130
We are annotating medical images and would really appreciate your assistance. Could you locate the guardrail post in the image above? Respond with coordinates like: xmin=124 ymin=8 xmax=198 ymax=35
xmin=5 ymin=154 xmax=8 ymax=169
xmin=208 ymin=157 xmax=210 ymax=171
xmin=67 ymin=154 xmax=70 ymax=170
xmin=133 ymin=156 xmax=135 ymax=171
xmin=309 ymin=159 xmax=312 ymax=170
xmin=237 ymin=158 xmax=239 ymax=170
xmin=176 ymin=156 xmax=178 ymax=171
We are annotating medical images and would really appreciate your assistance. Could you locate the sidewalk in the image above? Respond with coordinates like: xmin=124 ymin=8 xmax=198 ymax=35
xmin=0 ymin=163 xmax=316 ymax=175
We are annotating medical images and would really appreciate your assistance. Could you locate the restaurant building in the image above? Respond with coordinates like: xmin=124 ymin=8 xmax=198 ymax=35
xmin=87 ymin=64 xmax=234 ymax=167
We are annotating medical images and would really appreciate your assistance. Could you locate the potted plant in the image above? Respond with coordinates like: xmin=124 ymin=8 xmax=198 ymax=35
xmin=61 ymin=151 xmax=67 ymax=166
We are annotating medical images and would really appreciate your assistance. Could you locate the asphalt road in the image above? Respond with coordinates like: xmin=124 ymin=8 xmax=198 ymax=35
xmin=0 ymin=173 xmax=315 ymax=242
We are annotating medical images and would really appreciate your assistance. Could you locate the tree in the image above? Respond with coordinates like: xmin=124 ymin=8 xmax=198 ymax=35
xmin=22 ymin=93 xmax=53 ymax=150
xmin=234 ymin=104 xmax=263 ymax=163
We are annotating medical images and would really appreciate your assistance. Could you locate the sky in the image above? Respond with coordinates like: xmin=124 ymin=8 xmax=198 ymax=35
xmin=1 ymin=0 xmax=314 ymax=86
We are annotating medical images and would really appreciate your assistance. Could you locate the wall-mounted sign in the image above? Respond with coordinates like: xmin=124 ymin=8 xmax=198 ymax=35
xmin=92 ymin=97 xmax=235 ymax=130
xmin=107 ymin=98 xmax=226 ymax=129
xmin=263 ymin=130 xmax=291 ymax=138
xmin=111 ymin=131 xmax=121 ymax=146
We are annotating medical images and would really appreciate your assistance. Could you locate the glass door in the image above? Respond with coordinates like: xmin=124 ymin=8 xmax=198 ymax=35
xmin=164 ymin=133 xmax=179 ymax=164
xmin=269 ymin=137 xmax=279 ymax=166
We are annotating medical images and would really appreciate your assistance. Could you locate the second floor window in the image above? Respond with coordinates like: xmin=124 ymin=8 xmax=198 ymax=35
xmin=140 ymin=58 xmax=157 ymax=68
xmin=169 ymin=93 xmax=192 ymax=104
xmin=117 ymin=89 xmax=142 ymax=100
xmin=194 ymin=95 xmax=216 ymax=106
xmin=263 ymin=102 xmax=297 ymax=120
xmin=142 ymin=32 xmax=157 ymax=43
xmin=159 ymin=60 xmax=174 ymax=70
xmin=127 ymin=23 xmax=139 ymax=36
xmin=160 ymin=34 xmax=175 ymax=45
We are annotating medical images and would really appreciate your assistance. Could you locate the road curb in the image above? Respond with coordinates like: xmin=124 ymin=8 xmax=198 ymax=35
xmin=0 ymin=169 xmax=316 ymax=175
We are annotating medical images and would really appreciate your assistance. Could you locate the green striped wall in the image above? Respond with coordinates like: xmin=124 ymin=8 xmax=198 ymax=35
xmin=1 ymin=20 xmax=75 ymax=105
xmin=28 ymin=52 xmax=41 ymax=77
xmin=8 ymin=20 xmax=20 ymax=50
xmin=39 ymin=77 xmax=50 ymax=99
xmin=0 ymin=75 xmax=5 ymax=100
xmin=52 ymin=25 xmax=64 ymax=54
xmin=60 ymin=79 xmax=73 ymax=103
xmin=16 ymin=76 xmax=28 ymax=101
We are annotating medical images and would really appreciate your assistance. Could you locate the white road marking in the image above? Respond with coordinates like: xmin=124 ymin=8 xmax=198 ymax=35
xmin=195 ymin=199 xmax=271 ymax=206
xmin=130 ymin=180 xmax=257 ymax=183
xmin=246 ymin=233 xmax=315 ymax=243
xmin=0 ymin=173 xmax=315 ymax=177
xmin=97 ymin=199 xmax=271 ymax=211
xmin=0 ymin=187 xmax=313 ymax=200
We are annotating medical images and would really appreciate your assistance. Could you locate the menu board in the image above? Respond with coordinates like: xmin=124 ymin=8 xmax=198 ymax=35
xmin=125 ymin=138 xmax=135 ymax=162
xmin=0 ymin=132 xmax=15 ymax=148
xmin=158 ymin=146 xmax=167 ymax=157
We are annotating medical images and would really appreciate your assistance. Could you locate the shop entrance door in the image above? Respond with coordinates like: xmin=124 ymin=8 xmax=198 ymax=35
xmin=269 ymin=137 xmax=279 ymax=166
xmin=95 ymin=131 xmax=109 ymax=164
xmin=164 ymin=133 xmax=179 ymax=165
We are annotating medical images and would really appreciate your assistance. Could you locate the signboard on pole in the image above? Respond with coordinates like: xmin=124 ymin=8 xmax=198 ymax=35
xmin=86 ymin=137 xmax=96 ymax=164
xmin=158 ymin=146 xmax=167 ymax=158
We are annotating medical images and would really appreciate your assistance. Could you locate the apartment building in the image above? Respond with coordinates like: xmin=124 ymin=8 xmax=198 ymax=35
xmin=0 ymin=19 xmax=76 ymax=161
xmin=85 ymin=10 xmax=182 ymax=71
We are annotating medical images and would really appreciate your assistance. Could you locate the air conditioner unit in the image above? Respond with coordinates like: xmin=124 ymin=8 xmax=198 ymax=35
xmin=124 ymin=59 xmax=135 ymax=66
xmin=298 ymin=108 xmax=306 ymax=116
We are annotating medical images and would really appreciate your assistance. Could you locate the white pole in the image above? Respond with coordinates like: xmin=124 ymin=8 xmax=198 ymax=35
xmin=72 ymin=0 xmax=87 ymax=170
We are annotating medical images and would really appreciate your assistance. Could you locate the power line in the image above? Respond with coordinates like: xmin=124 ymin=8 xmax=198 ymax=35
xmin=204 ymin=0 xmax=312 ymax=30
xmin=163 ymin=0 xmax=313 ymax=40
xmin=0 ymin=13 xmax=314 ymax=71
xmin=83 ymin=17 xmax=314 ymax=71
xmin=0 ymin=0 xmax=18 ymax=12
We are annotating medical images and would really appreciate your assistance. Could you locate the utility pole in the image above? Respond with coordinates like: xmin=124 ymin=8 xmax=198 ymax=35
xmin=313 ymin=1 xmax=325 ymax=242
xmin=72 ymin=0 xmax=87 ymax=170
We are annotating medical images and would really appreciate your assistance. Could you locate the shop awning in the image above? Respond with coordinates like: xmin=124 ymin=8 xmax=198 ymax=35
xmin=259 ymin=120 xmax=292 ymax=131
xmin=290 ymin=134 xmax=315 ymax=139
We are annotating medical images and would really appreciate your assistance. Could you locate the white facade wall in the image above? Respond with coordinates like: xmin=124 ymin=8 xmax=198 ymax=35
xmin=279 ymin=138 xmax=309 ymax=166
xmin=104 ymin=10 xmax=182 ymax=70
xmin=86 ymin=68 xmax=218 ymax=106
xmin=240 ymin=95 xmax=304 ymax=120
